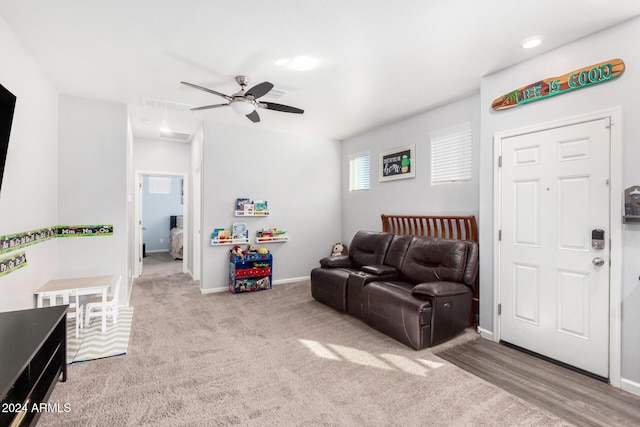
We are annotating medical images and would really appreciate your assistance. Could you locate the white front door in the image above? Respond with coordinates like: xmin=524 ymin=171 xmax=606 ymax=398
xmin=499 ymin=118 xmax=611 ymax=378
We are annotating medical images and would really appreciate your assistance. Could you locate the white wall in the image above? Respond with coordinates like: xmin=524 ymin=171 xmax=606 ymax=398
xmin=189 ymin=125 xmax=204 ymax=279
xmin=201 ymin=122 xmax=341 ymax=291
xmin=479 ymin=17 xmax=640 ymax=389
xmin=0 ymin=15 xmax=59 ymax=311
xmin=133 ymin=138 xmax=190 ymax=173
xmin=341 ymin=94 xmax=480 ymax=243
xmin=126 ymin=117 xmax=135 ymax=303
xmin=57 ymin=95 xmax=129 ymax=306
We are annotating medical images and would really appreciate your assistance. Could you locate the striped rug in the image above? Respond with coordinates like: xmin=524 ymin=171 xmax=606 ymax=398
xmin=66 ymin=307 xmax=134 ymax=364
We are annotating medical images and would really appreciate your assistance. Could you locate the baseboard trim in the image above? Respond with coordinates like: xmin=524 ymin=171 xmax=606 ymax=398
xmin=146 ymin=249 xmax=169 ymax=254
xmin=200 ymin=286 xmax=227 ymax=294
xmin=273 ymin=276 xmax=309 ymax=285
xmin=621 ymin=377 xmax=640 ymax=397
xmin=477 ymin=326 xmax=495 ymax=341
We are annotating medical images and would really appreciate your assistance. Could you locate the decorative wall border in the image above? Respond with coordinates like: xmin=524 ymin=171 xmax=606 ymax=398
xmin=0 ymin=251 xmax=27 ymax=278
xmin=57 ymin=224 xmax=114 ymax=238
xmin=0 ymin=224 xmax=113 ymax=255
xmin=0 ymin=227 xmax=56 ymax=254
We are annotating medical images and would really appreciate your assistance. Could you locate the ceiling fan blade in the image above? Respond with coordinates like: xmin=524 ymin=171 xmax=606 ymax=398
xmin=181 ymin=81 xmax=231 ymax=101
xmin=246 ymin=110 xmax=261 ymax=123
xmin=246 ymin=81 xmax=274 ymax=99
xmin=191 ymin=103 xmax=229 ymax=111
xmin=260 ymin=102 xmax=304 ymax=114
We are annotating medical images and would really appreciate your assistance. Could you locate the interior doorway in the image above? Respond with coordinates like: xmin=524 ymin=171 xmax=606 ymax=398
xmin=135 ymin=171 xmax=188 ymax=278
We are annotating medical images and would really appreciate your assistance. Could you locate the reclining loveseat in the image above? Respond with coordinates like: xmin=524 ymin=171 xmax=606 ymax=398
xmin=310 ymin=230 xmax=479 ymax=350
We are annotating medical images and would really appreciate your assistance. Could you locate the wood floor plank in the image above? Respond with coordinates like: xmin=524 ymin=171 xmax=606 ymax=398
xmin=436 ymin=338 xmax=640 ymax=426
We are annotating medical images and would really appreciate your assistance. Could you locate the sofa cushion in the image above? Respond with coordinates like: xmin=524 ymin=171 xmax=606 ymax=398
xmin=399 ymin=236 xmax=468 ymax=284
xmin=319 ymin=255 xmax=353 ymax=268
xmin=383 ymin=234 xmax=413 ymax=270
xmin=412 ymin=281 xmax=472 ymax=298
xmin=361 ymin=264 xmax=397 ymax=276
xmin=462 ymin=241 xmax=479 ymax=287
xmin=349 ymin=231 xmax=394 ymax=268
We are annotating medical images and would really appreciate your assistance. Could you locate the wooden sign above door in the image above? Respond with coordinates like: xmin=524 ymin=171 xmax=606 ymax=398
xmin=492 ymin=58 xmax=624 ymax=110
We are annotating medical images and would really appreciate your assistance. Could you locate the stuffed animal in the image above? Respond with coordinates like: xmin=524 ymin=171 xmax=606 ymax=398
xmin=331 ymin=242 xmax=348 ymax=257
xmin=230 ymin=245 xmax=243 ymax=258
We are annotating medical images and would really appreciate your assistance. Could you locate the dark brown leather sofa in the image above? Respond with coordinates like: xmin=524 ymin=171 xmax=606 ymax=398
xmin=310 ymin=230 xmax=479 ymax=350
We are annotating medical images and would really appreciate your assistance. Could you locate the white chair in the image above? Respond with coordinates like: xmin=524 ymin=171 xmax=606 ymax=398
xmin=67 ymin=288 xmax=84 ymax=338
xmin=85 ymin=275 xmax=121 ymax=327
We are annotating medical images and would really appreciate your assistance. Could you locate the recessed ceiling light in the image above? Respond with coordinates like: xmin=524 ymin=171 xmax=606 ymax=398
xmin=520 ymin=35 xmax=545 ymax=49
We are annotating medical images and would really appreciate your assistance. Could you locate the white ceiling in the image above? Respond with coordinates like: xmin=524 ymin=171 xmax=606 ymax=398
xmin=1 ymin=0 xmax=639 ymax=141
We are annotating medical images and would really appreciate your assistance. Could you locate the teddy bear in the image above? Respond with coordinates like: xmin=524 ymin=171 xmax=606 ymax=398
xmin=331 ymin=242 xmax=348 ymax=257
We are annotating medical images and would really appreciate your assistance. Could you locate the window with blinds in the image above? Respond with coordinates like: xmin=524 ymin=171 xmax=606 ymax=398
xmin=430 ymin=122 xmax=472 ymax=185
xmin=349 ymin=151 xmax=370 ymax=191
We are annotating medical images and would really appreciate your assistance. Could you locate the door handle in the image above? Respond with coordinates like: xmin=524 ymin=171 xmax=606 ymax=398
xmin=592 ymin=257 xmax=605 ymax=267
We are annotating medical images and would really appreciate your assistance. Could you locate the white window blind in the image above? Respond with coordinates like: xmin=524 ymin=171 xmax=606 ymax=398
xmin=430 ymin=122 xmax=472 ymax=184
xmin=148 ymin=176 xmax=172 ymax=194
xmin=349 ymin=151 xmax=370 ymax=191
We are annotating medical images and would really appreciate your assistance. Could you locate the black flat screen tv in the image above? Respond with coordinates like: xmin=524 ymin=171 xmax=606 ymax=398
xmin=0 ymin=83 xmax=17 ymax=196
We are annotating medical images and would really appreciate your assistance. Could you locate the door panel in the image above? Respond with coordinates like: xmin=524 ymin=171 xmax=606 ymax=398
xmin=557 ymin=269 xmax=589 ymax=338
xmin=500 ymin=118 xmax=610 ymax=378
xmin=558 ymin=176 xmax=590 ymax=250
xmin=514 ymin=180 xmax=539 ymax=245
xmin=513 ymin=263 xmax=539 ymax=324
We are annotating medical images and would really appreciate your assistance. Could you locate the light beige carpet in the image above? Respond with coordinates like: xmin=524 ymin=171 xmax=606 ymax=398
xmin=39 ymin=273 xmax=571 ymax=426
xmin=142 ymin=252 xmax=183 ymax=277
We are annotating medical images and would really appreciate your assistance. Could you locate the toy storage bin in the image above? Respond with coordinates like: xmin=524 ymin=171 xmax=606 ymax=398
xmin=229 ymin=253 xmax=273 ymax=293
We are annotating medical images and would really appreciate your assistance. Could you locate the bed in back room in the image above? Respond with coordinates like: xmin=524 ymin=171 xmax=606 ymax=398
xmin=169 ymin=215 xmax=184 ymax=260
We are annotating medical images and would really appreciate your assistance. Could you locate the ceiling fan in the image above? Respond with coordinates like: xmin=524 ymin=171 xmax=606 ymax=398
xmin=180 ymin=75 xmax=304 ymax=123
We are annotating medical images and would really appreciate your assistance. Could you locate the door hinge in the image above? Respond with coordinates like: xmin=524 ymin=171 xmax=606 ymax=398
xmin=498 ymin=156 xmax=502 ymax=167
xmin=498 ymin=303 xmax=502 ymax=315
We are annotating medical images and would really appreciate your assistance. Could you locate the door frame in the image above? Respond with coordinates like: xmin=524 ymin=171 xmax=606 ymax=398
xmin=134 ymin=170 xmax=189 ymax=278
xmin=192 ymin=165 xmax=202 ymax=282
xmin=493 ymin=108 xmax=622 ymax=387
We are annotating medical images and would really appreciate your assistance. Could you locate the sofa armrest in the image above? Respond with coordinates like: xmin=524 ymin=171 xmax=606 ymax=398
xmin=412 ymin=281 xmax=471 ymax=298
xmin=319 ymin=256 xmax=353 ymax=268
xmin=361 ymin=264 xmax=397 ymax=276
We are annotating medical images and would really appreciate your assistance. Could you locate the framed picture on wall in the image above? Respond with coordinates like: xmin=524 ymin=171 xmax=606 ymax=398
xmin=379 ymin=144 xmax=415 ymax=182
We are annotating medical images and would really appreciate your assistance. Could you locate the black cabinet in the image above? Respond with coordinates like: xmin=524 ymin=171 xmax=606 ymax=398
xmin=0 ymin=306 xmax=67 ymax=427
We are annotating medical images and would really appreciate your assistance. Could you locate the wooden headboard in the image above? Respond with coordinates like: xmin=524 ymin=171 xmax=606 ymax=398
xmin=381 ymin=214 xmax=478 ymax=242
xmin=381 ymin=214 xmax=479 ymax=326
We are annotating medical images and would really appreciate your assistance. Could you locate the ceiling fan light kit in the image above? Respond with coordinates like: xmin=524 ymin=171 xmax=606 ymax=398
xmin=230 ymin=99 xmax=255 ymax=115
xmin=181 ymin=75 xmax=304 ymax=123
